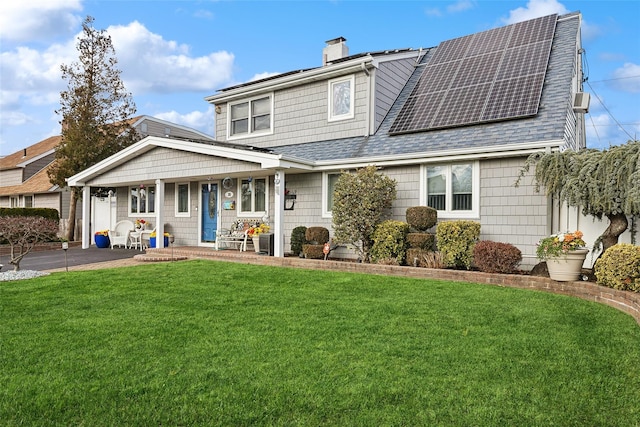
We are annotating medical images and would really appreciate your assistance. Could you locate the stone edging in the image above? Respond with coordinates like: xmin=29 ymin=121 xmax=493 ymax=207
xmin=145 ymin=248 xmax=640 ymax=326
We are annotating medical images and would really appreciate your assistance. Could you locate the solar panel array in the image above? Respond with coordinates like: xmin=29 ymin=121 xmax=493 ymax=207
xmin=389 ymin=14 xmax=557 ymax=135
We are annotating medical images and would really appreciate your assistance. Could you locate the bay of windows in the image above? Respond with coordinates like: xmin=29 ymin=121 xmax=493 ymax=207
xmin=229 ymin=95 xmax=272 ymax=137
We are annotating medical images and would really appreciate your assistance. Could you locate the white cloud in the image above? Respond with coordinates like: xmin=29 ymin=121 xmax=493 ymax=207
xmin=107 ymin=21 xmax=235 ymax=94
xmin=447 ymin=0 xmax=475 ymax=14
xmin=0 ymin=40 xmax=76 ymax=111
xmin=503 ymin=0 xmax=569 ymax=24
xmin=154 ymin=106 xmax=216 ymax=138
xmin=0 ymin=0 xmax=83 ymax=43
xmin=611 ymin=63 xmax=640 ymax=93
xmin=249 ymin=72 xmax=282 ymax=82
xmin=425 ymin=0 xmax=475 ymax=18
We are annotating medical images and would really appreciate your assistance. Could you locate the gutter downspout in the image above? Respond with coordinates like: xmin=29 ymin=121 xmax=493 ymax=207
xmin=361 ymin=63 xmax=372 ymax=136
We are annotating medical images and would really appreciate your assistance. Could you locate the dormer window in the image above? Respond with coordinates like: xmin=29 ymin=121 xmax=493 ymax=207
xmin=229 ymin=94 xmax=273 ymax=138
xmin=328 ymin=75 xmax=355 ymax=122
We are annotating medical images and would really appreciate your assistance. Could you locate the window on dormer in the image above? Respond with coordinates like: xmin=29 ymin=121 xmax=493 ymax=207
xmin=328 ymin=75 xmax=355 ymax=121
xmin=229 ymin=95 xmax=272 ymax=138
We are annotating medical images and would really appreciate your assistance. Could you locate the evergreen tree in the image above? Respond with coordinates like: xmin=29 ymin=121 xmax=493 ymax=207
xmin=49 ymin=16 xmax=138 ymax=241
xmin=517 ymin=141 xmax=640 ymax=255
xmin=332 ymin=166 xmax=397 ymax=263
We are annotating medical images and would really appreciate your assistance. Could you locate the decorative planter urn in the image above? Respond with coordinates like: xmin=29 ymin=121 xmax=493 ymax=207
xmin=253 ymin=236 xmax=261 ymax=253
xmin=546 ymin=249 xmax=589 ymax=281
xmin=95 ymin=234 xmax=110 ymax=248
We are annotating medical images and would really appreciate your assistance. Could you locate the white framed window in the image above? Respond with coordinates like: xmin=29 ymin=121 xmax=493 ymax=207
xmin=228 ymin=94 xmax=273 ymax=138
xmin=24 ymin=195 xmax=33 ymax=208
xmin=322 ymin=171 xmax=342 ymax=218
xmin=421 ymin=162 xmax=479 ymax=218
xmin=129 ymin=185 xmax=155 ymax=215
xmin=175 ymin=183 xmax=190 ymax=217
xmin=9 ymin=196 xmax=19 ymax=207
xmin=328 ymin=75 xmax=355 ymax=122
xmin=238 ymin=177 xmax=268 ymax=216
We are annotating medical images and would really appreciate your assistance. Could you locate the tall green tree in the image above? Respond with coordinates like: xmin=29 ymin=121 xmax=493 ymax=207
xmin=332 ymin=166 xmax=397 ymax=263
xmin=517 ymin=140 xmax=640 ymax=255
xmin=49 ymin=16 xmax=138 ymax=241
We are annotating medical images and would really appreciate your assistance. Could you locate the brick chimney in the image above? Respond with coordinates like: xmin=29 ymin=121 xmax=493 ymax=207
xmin=323 ymin=37 xmax=348 ymax=65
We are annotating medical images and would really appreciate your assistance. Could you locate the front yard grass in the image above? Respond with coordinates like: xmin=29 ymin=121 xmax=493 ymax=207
xmin=1 ymin=259 xmax=639 ymax=426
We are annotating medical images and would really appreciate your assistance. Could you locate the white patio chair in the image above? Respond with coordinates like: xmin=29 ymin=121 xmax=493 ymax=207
xmin=108 ymin=220 xmax=134 ymax=249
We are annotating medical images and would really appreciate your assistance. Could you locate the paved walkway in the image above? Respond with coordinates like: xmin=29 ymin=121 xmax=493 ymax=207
xmin=0 ymin=246 xmax=144 ymax=273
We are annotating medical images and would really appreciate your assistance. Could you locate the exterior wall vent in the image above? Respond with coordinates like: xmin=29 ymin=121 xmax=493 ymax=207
xmin=572 ymin=92 xmax=590 ymax=113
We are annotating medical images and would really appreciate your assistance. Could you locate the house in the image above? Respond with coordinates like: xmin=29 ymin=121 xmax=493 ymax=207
xmin=1 ymin=116 xmax=215 ymax=239
xmin=67 ymin=12 xmax=590 ymax=268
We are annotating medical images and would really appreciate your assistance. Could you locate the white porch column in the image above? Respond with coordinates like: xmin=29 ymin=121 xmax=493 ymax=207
xmin=82 ymin=186 xmax=91 ymax=249
xmin=273 ymin=170 xmax=285 ymax=257
xmin=155 ymin=179 xmax=165 ymax=248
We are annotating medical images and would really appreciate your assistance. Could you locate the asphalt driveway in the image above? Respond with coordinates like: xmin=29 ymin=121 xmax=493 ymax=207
xmin=0 ymin=246 xmax=141 ymax=272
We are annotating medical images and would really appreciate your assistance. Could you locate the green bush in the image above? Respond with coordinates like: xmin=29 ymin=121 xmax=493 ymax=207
xmin=436 ymin=220 xmax=481 ymax=270
xmin=305 ymin=227 xmax=329 ymax=245
xmin=405 ymin=206 xmax=437 ymax=231
xmin=406 ymin=233 xmax=435 ymax=250
xmin=0 ymin=207 xmax=59 ymax=221
xmin=302 ymin=244 xmax=326 ymax=259
xmin=473 ymin=241 xmax=522 ymax=274
xmin=594 ymin=243 xmax=640 ymax=292
xmin=290 ymin=226 xmax=308 ymax=256
xmin=371 ymin=220 xmax=410 ymax=265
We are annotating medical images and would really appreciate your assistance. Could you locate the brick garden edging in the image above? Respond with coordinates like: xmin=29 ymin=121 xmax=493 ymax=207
xmin=147 ymin=247 xmax=640 ymax=326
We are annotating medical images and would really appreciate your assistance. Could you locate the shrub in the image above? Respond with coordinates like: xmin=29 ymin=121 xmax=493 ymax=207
xmin=594 ymin=243 xmax=640 ymax=292
xmin=302 ymin=244 xmax=326 ymax=260
xmin=371 ymin=220 xmax=410 ymax=265
xmin=406 ymin=249 xmax=445 ymax=268
xmin=305 ymin=227 xmax=329 ymax=245
xmin=303 ymin=227 xmax=330 ymax=259
xmin=290 ymin=226 xmax=308 ymax=256
xmin=332 ymin=165 xmax=397 ymax=263
xmin=473 ymin=241 xmax=522 ymax=274
xmin=0 ymin=207 xmax=60 ymax=221
xmin=405 ymin=206 xmax=437 ymax=231
xmin=406 ymin=233 xmax=435 ymax=250
xmin=436 ymin=220 xmax=481 ymax=270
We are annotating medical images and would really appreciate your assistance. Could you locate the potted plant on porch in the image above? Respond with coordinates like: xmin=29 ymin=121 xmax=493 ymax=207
xmin=537 ymin=230 xmax=588 ymax=281
xmin=94 ymin=230 xmax=110 ymax=248
xmin=149 ymin=231 xmax=171 ymax=248
xmin=247 ymin=223 xmax=270 ymax=253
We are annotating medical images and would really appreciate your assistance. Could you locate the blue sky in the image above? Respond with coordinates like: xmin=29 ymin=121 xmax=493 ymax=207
xmin=1 ymin=0 xmax=638 ymax=156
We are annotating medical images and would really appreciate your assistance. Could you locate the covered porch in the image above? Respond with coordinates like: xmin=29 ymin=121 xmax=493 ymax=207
xmin=66 ymin=135 xmax=313 ymax=257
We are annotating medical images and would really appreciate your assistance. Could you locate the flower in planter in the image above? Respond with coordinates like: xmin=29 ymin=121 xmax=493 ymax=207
xmin=95 ymin=230 xmax=109 ymax=236
xmin=536 ymin=230 xmax=586 ymax=260
xmin=247 ymin=223 xmax=270 ymax=238
xmin=135 ymin=219 xmax=146 ymax=229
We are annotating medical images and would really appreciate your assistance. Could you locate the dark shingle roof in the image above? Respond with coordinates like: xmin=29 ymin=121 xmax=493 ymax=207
xmin=272 ymin=12 xmax=580 ymax=163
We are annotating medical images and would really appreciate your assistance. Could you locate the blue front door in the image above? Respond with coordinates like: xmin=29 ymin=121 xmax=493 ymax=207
xmin=201 ymin=183 xmax=218 ymax=242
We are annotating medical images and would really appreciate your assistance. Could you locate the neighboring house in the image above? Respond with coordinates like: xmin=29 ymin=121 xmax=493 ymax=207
xmin=1 ymin=116 xmax=215 ymax=238
xmin=68 ymin=12 xmax=596 ymax=268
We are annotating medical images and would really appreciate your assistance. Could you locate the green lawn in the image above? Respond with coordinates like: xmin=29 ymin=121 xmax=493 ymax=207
xmin=1 ymin=260 xmax=639 ymax=426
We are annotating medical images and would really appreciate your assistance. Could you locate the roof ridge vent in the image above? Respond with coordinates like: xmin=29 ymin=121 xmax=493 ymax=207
xmin=323 ymin=37 xmax=348 ymax=66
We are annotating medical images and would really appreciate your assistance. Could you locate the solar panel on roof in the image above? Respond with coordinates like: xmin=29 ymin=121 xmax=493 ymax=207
xmin=389 ymin=14 xmax=557 ymax=135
